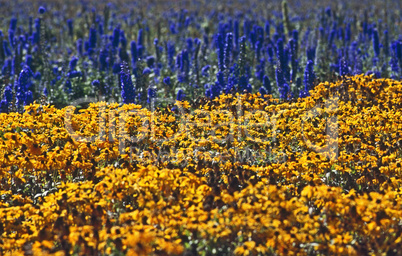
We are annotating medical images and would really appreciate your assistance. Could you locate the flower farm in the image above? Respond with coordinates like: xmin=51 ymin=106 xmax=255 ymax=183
xmin=1 ymin=0 xmax=402 ymax=255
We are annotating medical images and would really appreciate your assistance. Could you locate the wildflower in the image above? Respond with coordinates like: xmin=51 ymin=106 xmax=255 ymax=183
xmin=224 ymin=33 xmax=233 ymax=70
xmin=68 ymin=70 xmax=82 ymax=78
xmin=137 ymin=29 xmax=144 ymax=46
xmin=259 ymin=86 xmax=268 ymax=98
xmin=177 ymin=89 xmax=185 ymax=101
xmin=65 ymin=80 xmax=72 ymax=93
xmin=201 ymin=65 xmax=211 ymax=77
xmin=146 ymin=56 xmax=155 ymax=68
xmin=24 ymin=90 xmax=33 ymax=106
xmin=92 ymin=80 xmax=100 ymax=88
xmin=163 ymin=77 xmax=171 ymax=86
xmin=89 ymin=26 xmax=97 ymax=49
xmin=130 ymin=40 xmax=138 ymax=67
xmin=0 ymin=99 xmax=7 ymax=113
xmin=216 ymin=33 xmax=225 ymax=71
xmin=372 ymin=29 xmax=380 ymax=57
xmin=147 ymin=87 xmax=157 ymax=104
xmin=76 ymin=39 xmax=83 ymax=56
xmin=38 ymin=6 xmax=46 ymax=14
xmin=303 ymin=60 xmax=315 ymax=91
xmin=120 ymin=63 xmax=135 ymax=104
xmin=69 ymin=56 xmax=79 ymax=71
xmin=108 ymin=27 xmax=119 ymax=48
xmin=339 ymin=57 xmax=349 ymax=76
xmin=306 ymin=46 xmax=316 ymax=63
xmin=67 ymin=19 xmax=73 ymax=37
xmin=143 ymin=67 xmax=151 ymax=75
xmin=99 ymin=48 xmax=108 ymax=71
xmin=263 ymin=75 xmax=272 ymax=94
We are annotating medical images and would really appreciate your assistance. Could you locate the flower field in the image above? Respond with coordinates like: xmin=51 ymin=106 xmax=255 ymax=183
xmin=2 ymin=74 xmax=402 ymax=255
xmin=1 ymin=0 xmax=402 ymax=255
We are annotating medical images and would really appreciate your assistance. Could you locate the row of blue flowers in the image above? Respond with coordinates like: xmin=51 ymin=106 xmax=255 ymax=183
xmin=0 ymin=0 xmax=401 ymax=112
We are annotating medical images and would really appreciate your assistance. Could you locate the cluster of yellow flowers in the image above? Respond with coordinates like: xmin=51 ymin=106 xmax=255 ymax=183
xmin=1 ymin=74 xmax=402 ymax=255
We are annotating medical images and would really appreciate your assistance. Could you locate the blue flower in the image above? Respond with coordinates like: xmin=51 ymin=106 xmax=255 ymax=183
xmin=24 ymin=90 xmax=33 ymax=106
xmin=146 ymin=56 xmax=155 ymax=68
xmin=147 ymin=87 xmax=157 ymax=103
xmin=120 ymin=68 xmax=135 ymax=104
xmin=306 ymin=46 xmax=316 ymax=63
xmin=64 ymin=80 xmax=72 ymax=93
xmin=3 ymin=41 xmax=11 ymax=57
xmin=279 ymin=83 xmax=289 ymax=100
xmin=299 ymin=89 xmax=309 ymax=98
xmin=163 ymin=77 xmax=171 ymax=86
xmin=92 ymin=80 xmax=100 ymax=88
xmin=26 ymin=55 xmax=33 ymax=68
xmin=143 ymin=67 xmax=152 ymax=75
xmin=67 ymin=19 xmax=73 ymax=37
xmin=177 ymin=89 xmax=185 ymax=101
xmin=34 ymin=71 xmax=41 ymax=81
xmin=275 ymin=65 xmax=285 ymax=89
xmin=112 ymin=27 xmax=120 ymax=48
xmin=113 ymin=63 xmax=121 ymax=74
xmin=3 ymin=85 xmax=13 ymax=103
xmin=38 ymin=6 xmax=46 ymax=14
xmin=99 ymin=48 xmax=108 ymax=71
xmin=120 ymin=29 xmax=127 ymax=48
xmin=303 ymin=60 xmax=315 ymax=91
xmin=68 ymin=70 xmax=82 ymax=78
xmin=201 ymin=65 xmax=211 ymax=77
xmin=216 ymin=33 xmax=225 ymax=71
xmin=76 ymin=39 xmax=83 ymax=56
xmin=372 ymin=29 xmax=380 ymax=57
xmin=259 ymin=86 xmax=267 ymax=98
xmin=9 ymin=17 xmax=17 ymax=31
xmin=137 ymin=29 xmax=144 ymax=46
xmin=0 ymin=99 xmax=8 ymax=113
xmin=69 ymin=56 xmax=79 ymax=71
xmin=224 ymin=33 xmax=233 ymax=70
xmin=339 ymin=57 xmax=349 ymax=76
xmin=263 ymin=75 xmax=272 ymax=94
xmin=89 ymin=26 xmax=97 ymax=49
xmin=130 ymin=41 xmax=137 ymax=66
